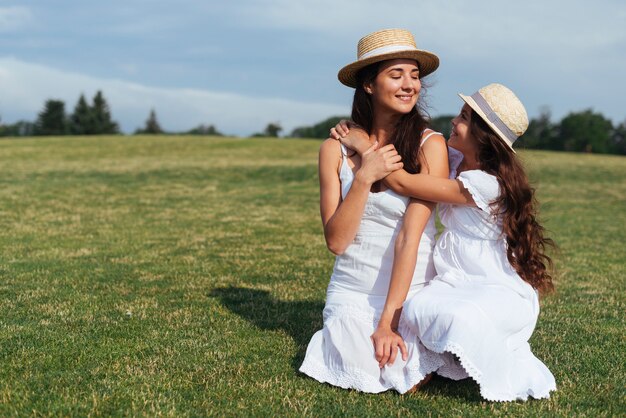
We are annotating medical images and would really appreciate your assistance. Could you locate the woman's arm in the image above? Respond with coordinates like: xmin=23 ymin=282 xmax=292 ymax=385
xmin=371 ymin=133 xmax=449 ymax=368
xmin=330 ymin=123 xmax=473 ymax=206
xmin=370 ymin=199 xmax=431 ymax=367
xmin=319 ymin=139 xmax=402 ymax=255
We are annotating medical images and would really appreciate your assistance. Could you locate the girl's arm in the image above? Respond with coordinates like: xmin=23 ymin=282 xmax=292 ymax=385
xmin=383 ymin=170 xmax=475 ymax=205
xmin=319 ymin=139 xmax=402 ymax=255
xmin=330 ymin=122 xmax=475 ymax=206
xmin=371 ymin=133 xmax=449 ymax=368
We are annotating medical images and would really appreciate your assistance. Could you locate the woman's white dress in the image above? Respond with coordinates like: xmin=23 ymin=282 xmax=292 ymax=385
xmin=402 ymin=147 xmax=557 ymax=401
xmin=299 ymin=138 xmax=442 ymax=393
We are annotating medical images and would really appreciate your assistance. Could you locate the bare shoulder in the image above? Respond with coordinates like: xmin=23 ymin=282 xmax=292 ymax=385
xmin=419 ymin=131 xmax=448 ymax=176
xmin=320 ymin=137 xmax=341 ymax=157
xmin=420 ymin=131 xmax=447 ymax=154
xmin=319 ymin=138 xmax=342 ymax=175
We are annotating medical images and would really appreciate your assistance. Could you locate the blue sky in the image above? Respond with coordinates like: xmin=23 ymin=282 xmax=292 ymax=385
xmin=1 ymin=0 xmax=625 ymax=136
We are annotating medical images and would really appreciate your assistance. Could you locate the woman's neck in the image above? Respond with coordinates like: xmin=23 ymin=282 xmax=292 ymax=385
xmin=370 ymin=112 xmax=399 ymax=145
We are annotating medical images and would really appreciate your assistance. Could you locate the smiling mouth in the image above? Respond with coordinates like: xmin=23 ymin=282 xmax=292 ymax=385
xmin=396 ymin=95 xmax=414 ymax=102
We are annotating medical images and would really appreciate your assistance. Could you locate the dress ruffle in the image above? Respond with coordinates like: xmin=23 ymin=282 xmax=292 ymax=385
xmin=403 ymin=287 xmax=556 ymax=402
xmin=457 ymin=171 xmax=498 ymax=213
xmin=299 ymin=304 xmax=443 ymax=394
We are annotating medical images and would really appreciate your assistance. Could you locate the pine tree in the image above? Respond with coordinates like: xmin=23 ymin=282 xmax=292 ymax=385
xmin=139 ymin=109 xmax=163 ymax=134
xmin=70 ymin=94 xmax=94 ymax=135
xmin=91 ymin=91 xmax=119 ymax=134
xmin=34 ymin=99 xmax=68 ymax=136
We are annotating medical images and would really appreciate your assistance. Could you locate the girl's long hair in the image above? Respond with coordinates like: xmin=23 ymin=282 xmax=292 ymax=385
xmin=470 ymin=110 xmax=555 ymax=293
xmin=351 ymin=62 xmax=429 ymax=174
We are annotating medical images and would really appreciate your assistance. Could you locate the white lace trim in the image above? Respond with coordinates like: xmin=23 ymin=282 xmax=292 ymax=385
xmin=299 ymin=354 xmax=442 ymax=394
xmin=299 ymin=358 xmax=389 ymax=393
xmin=427 ymin=340 xmax=556 ymax=402
xmin=305 ymin=305 xmax=445 ymax=393
xmin=457 ymin=173 xmax=493 ymax=213
xmin=456 ymin=170 xmax=502 ymax=219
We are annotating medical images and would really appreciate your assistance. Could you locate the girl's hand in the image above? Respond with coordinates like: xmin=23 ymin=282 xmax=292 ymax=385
xmin=330 ymin=121 xmax=370 ymax=155
xmin=371 ymin=325 xmax=408 ymax=368
xmin=356 ymin=142 xmax=403 ymax=185
xmin=330 ymin=119 xmax=352 ymax=139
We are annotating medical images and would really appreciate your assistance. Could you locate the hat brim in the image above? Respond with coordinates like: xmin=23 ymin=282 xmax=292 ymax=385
xmin=458 ymin=93 xmax=517 ymax=153
xmin=338 ymin=49 xmax=439 ymax=88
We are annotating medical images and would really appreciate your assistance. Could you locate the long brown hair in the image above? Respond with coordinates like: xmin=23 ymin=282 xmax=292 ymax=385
xmin=351 ymin=62 xmax=429 ymax=174
xmin=470 ymin=110 xmax=555 ymax=293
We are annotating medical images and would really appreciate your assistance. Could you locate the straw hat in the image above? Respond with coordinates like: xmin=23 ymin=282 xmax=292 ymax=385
xmin=459 ymin=83 xmax=529 ymax=152
xmin=338 ymin=28 xmax=439 ymax=88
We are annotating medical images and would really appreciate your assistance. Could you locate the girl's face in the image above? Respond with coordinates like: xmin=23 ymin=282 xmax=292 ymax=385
xmin=448 ymin=104 xmax=478 ymax=156
xmin=366 ymin=59 xmax=420 ymax=116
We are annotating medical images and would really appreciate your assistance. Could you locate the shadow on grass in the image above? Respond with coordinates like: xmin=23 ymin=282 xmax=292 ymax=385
xmin=419 ymin=376 xmax=484 ymax=403
xmin=210 ymin=286 xmax=324 ymax=372
xmin=211 ymin=286 xmax=483 ymax=402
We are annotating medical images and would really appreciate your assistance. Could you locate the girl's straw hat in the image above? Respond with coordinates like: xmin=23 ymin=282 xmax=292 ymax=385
xmin=459 ymin=83 xmax=529 ymax=153
xmin=338 ymin=28 xmax=439 ymax=88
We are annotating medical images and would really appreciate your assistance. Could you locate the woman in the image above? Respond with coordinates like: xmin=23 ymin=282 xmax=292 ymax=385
xmin=299 ymin=29 xmax=449 ymax=393
xmin=331 ymin=83 xmax=557 ymax=401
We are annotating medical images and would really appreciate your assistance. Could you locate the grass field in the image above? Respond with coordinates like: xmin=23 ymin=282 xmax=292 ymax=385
xmin=0 ymin=135 xmax=624 ymax=416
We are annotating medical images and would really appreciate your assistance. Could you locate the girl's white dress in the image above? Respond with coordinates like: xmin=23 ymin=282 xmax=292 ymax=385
xmin=402 ymin=147 xmax=557 ymax=401
xmin=299 ymin=137 xmax=443 ymax=393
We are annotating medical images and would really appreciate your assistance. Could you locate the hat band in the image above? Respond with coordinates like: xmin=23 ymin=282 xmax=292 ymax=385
xmin=470 ymin=92 xmax=517 ymax=145
xmin=359 ymin=44 xmax=418 ymax=60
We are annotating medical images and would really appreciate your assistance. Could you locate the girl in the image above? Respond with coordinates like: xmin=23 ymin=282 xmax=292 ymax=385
xmin=331 ymin=83 xmax=557 ymax=401
xmin=299 ymin=29 xmax=448 ymax=393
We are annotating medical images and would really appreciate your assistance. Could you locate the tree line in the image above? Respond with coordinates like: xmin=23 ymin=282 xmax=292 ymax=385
xmin=0 ymin=91 xmax=224 ymax=137
xmin=2 ymin=93 xmax=624 ymax=155
xmin=289 ymin=111 xmax=626 ymax=155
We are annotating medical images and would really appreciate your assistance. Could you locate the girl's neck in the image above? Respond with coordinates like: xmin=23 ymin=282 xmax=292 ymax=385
xmin=459 ymin=154 xmax=481 ymax=172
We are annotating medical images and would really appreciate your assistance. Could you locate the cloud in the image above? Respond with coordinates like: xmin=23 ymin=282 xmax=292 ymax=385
xmin=0 ymin=6 xmax=33 ymax=32
xmin=233 ymin=0 xmax=625 ymax=53
xmin=0 ymin=57 xmax=348 ymax=135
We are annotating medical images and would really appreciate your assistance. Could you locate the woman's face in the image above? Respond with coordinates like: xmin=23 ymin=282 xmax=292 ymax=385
xmin=366 ymin=59 xmax=420 ymax=115
xmin=448 ymin=104 xmax=478 ymax=156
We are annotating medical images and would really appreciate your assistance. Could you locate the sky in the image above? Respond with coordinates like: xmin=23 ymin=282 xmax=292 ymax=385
xmin=0 ymin=0 xmax=625 ymax=136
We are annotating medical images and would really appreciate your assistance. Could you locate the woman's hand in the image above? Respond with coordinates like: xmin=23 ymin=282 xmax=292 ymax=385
xmin=330 ymin=120 xmax=370 ymax=155
xmin=356 ymin=142 xmax=403 ymax=185
xmin=371 ymin=325 xmax=408 ymax=368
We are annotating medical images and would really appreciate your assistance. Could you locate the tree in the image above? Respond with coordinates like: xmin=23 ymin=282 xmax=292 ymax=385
xmin=290 ymin=116 xmax=351 ymax=139
xmin=429 ymin=115 xmax=454 ymax=139
xmin=136 ymin=109 xmax=163 ymax=134
xmin=517 ymin=107 xmax=558 ymax=150
xmin=34 ymin=99 xmax=68 ymax=136
xmin=611 ymin=120 xmax=626 ymax=155
xmin=187 ymin=124 xmax=223 ymax=136
xmin=0 ymin=118 xmax=35 ymax=137
xmin=91 ymin=90 xmax=119 ymax=134
xmin=558 ymin=109 xmax=613 ymax=153
xmin=264 ymin=122 xmax=282 ymax=137
xmin=70 ymin=94 xmax=95 ymax=135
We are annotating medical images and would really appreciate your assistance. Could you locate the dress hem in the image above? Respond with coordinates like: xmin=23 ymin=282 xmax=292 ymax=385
xmin=299 ymin=357 xmax=440 ymax=394
xmin=426 ymin=340 xmax=556 ymax=402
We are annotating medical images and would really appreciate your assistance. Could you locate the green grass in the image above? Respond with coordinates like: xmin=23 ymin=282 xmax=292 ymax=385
xmin=0 ymin=135 xmax=624 ymax=416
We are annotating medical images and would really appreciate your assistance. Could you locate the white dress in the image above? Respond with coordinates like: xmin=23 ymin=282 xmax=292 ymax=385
xmin=402 ymin=147 xmax=557 ymax=401
xmin=299 ymin=136 xmax=443 ymax=393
